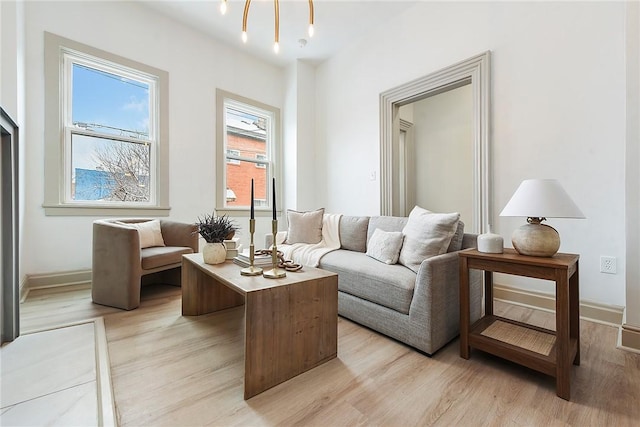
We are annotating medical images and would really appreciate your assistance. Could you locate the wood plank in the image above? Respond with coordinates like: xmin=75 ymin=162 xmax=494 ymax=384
xmin=460 ymin=249 xmax=581 ymax=400
xmin=181 ymin=254 xmax=338 ymax=399
xmin=459 ymin=254 xmax=470 ymax=358
xmin=244 ymin=275 xmax=338 ymax=398
xmin=181 ymin=256 xmax=244 ymax=316
xmin=14 ymin=285 xmax=640 ymax=426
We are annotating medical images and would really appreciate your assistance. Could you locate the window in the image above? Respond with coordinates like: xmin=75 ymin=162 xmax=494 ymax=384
xmin=216 ymin=89 xmax=280 ymax=214
xmin=44 ymin=32 xmax=170 ymax=215
xmin=227 ymin=149 xmax=241 ymax=165
xmin=256 ymin=154 xmax=267 ymax=169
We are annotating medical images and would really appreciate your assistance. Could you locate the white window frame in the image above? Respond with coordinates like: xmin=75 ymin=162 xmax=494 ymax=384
xmin=43 ymin=32 xmax=170 ymax=216
xmin=216 ymin=89 xmax=281 ymax=215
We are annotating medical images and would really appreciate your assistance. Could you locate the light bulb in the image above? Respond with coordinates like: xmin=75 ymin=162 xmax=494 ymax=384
xmin=242 ymin=31 xmax=248 ymax=43
xmin=273 ymin=42 xmax=280 ymax=53
xmin=220 ymin=1 xmax=227 ymax=15
xmin=308 ymin=24 xmax=314 ymax=38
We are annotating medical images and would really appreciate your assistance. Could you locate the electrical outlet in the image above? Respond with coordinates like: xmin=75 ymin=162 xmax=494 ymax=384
xmin=600 ymin=256 xmax=617 ymax=274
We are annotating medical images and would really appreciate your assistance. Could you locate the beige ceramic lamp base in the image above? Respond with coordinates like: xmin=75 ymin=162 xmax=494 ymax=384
xmin=511 ymin=217 xmax=560 ymax=257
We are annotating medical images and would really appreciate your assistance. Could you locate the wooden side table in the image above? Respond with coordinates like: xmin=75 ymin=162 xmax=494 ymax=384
xmin=459 ymin=248 xmax=580 ymax=400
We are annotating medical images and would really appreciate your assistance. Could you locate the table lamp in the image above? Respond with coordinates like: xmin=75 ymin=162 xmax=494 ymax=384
xmin=499 ymin=179 xmax=585 ymax=257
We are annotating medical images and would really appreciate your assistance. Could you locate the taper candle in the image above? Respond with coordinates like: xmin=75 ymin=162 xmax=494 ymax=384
xmin=250 ymin=179 xmax=254 ymax=219
xmin=272 ymin=177 xmax=276 ymax=220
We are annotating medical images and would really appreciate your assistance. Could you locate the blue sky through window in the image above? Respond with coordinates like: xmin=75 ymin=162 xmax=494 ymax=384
xmin=71 ymin=63 xmax=150 ymax=172
xmin=72 ymin=64 xmax=150 ymax=139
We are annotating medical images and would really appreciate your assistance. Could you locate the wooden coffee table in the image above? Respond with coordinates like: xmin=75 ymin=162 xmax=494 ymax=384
xmin=181 ymin=253 xmax=338 ymax=399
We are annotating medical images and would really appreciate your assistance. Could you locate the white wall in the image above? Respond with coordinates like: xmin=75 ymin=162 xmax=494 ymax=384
xmin=283 ymin=60 xmax=317 ymax=215
xmin=294 ymin=61 xmax=318 ymax=212
xmin=12 ymin=1 xmax=637 ymax=312
xmin=23 ymin=1 xmax=284 ymax=274
xmin=624 ymin=1 xmax=640 ymax=337
xmin=315 ymin=1 xmax=628 ymax=306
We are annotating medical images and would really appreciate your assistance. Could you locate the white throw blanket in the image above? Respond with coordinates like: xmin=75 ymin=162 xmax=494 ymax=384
xmin=274 ymin=213 xmax=342 ymax=267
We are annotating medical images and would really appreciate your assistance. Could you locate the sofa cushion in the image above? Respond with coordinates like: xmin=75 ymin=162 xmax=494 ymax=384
xmin=141 ymin=246 xmax=193 ymax=270
xmin=320 ymin=249 xmax=416 ymax=314
xmin=286 ymin=208 xmax=324 ymax=244
xmin=367 ymin=216 xmax=408 ymax=242
xmin=366 ymin=229 xmax=404 ymax=265
xmin=399 ymin=206 xmax=460 ymax=273
xmin=447 ymin=221 xmax=465 ymax=252
xmin=340 ymin=216 xmax=370 ymax=252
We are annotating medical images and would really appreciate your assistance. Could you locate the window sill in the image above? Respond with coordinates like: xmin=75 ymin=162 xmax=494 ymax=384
xmin=214 ymin=208 xmax=282 ymax=218
xmin=43 ymin=204 xmax=171 ymax=217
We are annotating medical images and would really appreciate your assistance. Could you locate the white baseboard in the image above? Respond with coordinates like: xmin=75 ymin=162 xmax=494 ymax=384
xmin=618 ymin=323 xmax=640 ymax=353
xmin=493 ymin=283 xmax=625 ymax=326
xmin=19 ymin=275 xmax=28 ymax=303
xmin=23 ymin=270 xmax=92 ymax=300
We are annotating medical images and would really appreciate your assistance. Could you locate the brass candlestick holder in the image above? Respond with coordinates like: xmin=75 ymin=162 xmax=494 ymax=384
xmin=263 ymin=219 xmax=286 ymax=279
xmin=241 ymin=218 xmax=263 ymax=276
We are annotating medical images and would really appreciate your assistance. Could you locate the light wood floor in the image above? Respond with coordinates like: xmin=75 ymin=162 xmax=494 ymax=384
xmin=18 ymin=283 xmax=640 ymax=426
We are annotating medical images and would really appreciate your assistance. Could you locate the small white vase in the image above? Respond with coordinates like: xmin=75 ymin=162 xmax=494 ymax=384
xmin=477 ymin=226 xmax=504 ymax=254
xmin=202 ymin=242 xmax=227 ymax=265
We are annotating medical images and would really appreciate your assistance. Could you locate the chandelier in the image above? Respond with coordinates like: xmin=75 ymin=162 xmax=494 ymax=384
xmin=220 ymin=0 xmax=315 ymax=54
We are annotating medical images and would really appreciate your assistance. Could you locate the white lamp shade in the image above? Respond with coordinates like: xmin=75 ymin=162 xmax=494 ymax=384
xmin=500 ymin=179 xmax=585 ymax=219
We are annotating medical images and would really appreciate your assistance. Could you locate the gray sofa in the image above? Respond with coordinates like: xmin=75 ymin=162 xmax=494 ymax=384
xmin=271 ymin=215 xmax=483 ymax=355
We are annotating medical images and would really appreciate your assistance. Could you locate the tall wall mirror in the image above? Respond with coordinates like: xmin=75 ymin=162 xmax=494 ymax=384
xmin=380 ymin=51 xmax=491 ymax=233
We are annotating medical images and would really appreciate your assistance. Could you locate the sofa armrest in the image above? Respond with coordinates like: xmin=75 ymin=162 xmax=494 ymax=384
xmin=408 ymin=250 xmax=482 ymax=347
xmin=93 ymin=220 xmax=141 ymax=259
xmin=160 ymin=220 xmax=198 ymax=252
xmin=461 ymin=233 xmax=478 ymax=250
xmin=92 ymin=220 xmax=142 ymax=289
xmin=410 ymin=251 xmax=459 ymax=317
xmin=265 ymin=232 xmax=288 ymax=248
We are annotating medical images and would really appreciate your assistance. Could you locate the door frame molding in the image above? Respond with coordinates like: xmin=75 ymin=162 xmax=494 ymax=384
xmin=379 ymin=51 xmax=491 ymax=233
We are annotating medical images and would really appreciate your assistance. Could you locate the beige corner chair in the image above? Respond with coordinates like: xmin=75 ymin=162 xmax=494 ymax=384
xmin=92 ymin=219 xmax=198 ymax=310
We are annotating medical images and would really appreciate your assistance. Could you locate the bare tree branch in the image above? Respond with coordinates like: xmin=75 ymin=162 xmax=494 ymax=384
xmin=92 ymin=141 xmax=150 ymax=202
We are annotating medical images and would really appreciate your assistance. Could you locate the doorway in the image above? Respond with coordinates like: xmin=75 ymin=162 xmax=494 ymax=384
xmin=1 ymin=107 xmax=19 ymax=343
xmin=397 ymin=84 xmax=473 ymax=225
xmin=379 ymin=51 xmax=491 ymax=233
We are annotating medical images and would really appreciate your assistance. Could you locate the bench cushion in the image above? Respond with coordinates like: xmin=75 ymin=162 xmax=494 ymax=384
xmin=320 ymin=249 xmax=416 ymax=314
xmin=141 ymin=246 xmax=194 ymax=270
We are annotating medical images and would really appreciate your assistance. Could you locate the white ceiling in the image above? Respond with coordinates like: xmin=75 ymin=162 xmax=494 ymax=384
xmin=138 ymin=0 xmax=419 ymax=67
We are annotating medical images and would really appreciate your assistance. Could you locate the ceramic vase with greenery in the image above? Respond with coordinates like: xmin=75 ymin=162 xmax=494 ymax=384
xmin=195 ymin=214 xmax=238 ymax=265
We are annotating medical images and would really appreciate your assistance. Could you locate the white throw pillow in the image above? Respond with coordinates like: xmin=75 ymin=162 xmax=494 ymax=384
xmin=398 ymin=206 xmax=460 ymax=273
xmin=128 ymin=220 xmax=166 ymax=249
xmin=366 ymin=228 xmax=404 ymax=265
xmin=286 ymin=208 xmax=324 ymax=244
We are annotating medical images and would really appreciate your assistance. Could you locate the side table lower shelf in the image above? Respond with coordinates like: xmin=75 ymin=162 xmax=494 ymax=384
xmin=469 ymin=315 xmax=579 ymax=379
xmin=459 ymin=248 xmax=580 ymax=400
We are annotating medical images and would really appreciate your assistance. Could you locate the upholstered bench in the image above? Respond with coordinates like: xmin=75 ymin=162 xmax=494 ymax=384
xmin=92 ymin=219 xmax=198 ymax=310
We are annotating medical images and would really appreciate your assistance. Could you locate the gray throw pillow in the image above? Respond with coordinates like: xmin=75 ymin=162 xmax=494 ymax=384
xmin=447 ymin=220 xmax=465 ymax=252
xmin=286 ymin=208 xmax=324 ymax=244
xmin=398 ymin=206 xmax=460 ymax=272
xmin=340 ymin=216 xmax=370 ymax=252
xmin=366 ymin=228 xmax=404 ymax=265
